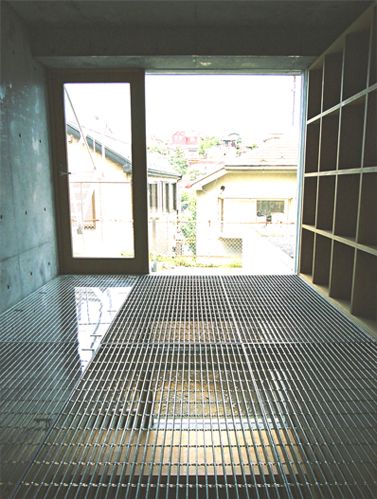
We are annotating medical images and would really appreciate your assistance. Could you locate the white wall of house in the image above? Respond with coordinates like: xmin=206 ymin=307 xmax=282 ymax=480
xmin=67 ymin=135 xmax=179 ymax=258
xmin=66 ymin=136 xmax=134 ymax=257
xmin=195 ymin=170 xmax=296 ymax=260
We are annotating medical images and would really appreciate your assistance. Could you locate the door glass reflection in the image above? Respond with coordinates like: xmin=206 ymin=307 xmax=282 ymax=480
xmin=64 ymin=83 xmax=134 ymax=258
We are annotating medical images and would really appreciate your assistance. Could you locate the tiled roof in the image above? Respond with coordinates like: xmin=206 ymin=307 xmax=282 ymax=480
xmin=228 ymin=133 xmax=298 ymax=167
xmin=66 ymin=123 xmax=180 ymax=179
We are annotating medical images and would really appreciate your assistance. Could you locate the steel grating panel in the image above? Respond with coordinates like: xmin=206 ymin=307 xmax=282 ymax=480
xmin=11 ymin=275 xmax=377 ymax=499
xmin=0 ymin=275 xmax=137 ymax=498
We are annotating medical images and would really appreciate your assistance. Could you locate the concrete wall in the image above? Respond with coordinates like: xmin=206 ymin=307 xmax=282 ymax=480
xmin=0 ymin=3 xmax=58 ymax=313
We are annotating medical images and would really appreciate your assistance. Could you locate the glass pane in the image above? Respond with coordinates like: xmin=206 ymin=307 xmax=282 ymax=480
xmin=64 ymin=83 xmax=134 ymax=258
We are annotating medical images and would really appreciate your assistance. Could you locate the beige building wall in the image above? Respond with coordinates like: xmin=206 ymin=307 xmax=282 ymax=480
xmin=195 ymin=170 xmax=297 ymax=259
xmin=66 ymin=136 xmax=134 ymax=257
xmin=67 ymin=136 xmax=178 ymax=258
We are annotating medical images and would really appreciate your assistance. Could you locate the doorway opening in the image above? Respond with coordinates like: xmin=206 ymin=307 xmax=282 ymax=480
xmin=145 ymin=73 xmax=302 ymax=275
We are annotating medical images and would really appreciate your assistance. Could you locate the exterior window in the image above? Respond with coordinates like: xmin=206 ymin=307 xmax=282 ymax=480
xmin=172 ymin=183 xmax=177 ymax=211
xmin=256 ymin=200 xmax=285 ymax=217
xmin=164 ymin=183 xmax=170 ymax=212
xmin=149 ymin=183 xmax=158 ymax=211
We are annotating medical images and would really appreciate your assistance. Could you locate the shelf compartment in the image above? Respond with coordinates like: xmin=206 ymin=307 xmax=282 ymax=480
xmin=316 ymin=176 xmax=335 ymax=231
xmin=305 ymin=122 xmax=320 ymax=173
xmin=307 ymin=67 xmax=323 ymax=119
xmin=351 ymin=251 xmax=377 ymax=320
xmin=302 ymin=177 xmax=317 ymax=226
xmin=338 ymin=98 xmax=365 ymax=169
xmin=334 ymin=174 xmax=360 ymax=238
xmin=330 ymin=242 xmax=355 ymax=302
xmin=358 ymin=172 xmax=377 ymax=246
xmin=319 ymin=112 xmax=339 ymax=171
xmin=323 ymin=52 xmax=343 ymax=111
xmin=364 ymin=91 xmax=377 ymax=167
xmin=343 ymin=29 xmax=370 ymax=99
xmin=300 ymin=229 xmax=314 ymax=275
xmin=313 ymin=234 xmax=332 ymax=286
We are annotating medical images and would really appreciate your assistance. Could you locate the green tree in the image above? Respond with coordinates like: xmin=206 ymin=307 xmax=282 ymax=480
xmin=180 ymin=190 xmax=197 ymax=254
xmin=198 ymin=136 xmax=221 ymax=158
xmin=147 ymin=143 xmax=168 ymax=156
xmin=169 ymin=147 xmax=189 ymax=175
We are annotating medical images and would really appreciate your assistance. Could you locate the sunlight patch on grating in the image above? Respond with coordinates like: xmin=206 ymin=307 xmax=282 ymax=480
xmin=0 ymin=275 xmax=137 ymax=498
xmin=13 ymin=275 xmax=377 ymax=499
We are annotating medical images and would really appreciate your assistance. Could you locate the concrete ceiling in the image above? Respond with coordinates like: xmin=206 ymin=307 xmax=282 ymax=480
xmin=8 ymin=1 xmax=372 ymax=30
xmin=6 ymin=0 xmax=373 ymax=69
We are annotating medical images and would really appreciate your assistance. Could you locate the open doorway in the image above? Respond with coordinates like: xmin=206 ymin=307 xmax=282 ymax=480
xmin=145 ymin=73 xmax=302 ymax=275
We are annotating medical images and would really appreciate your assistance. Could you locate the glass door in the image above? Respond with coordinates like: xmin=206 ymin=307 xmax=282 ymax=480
xmin=50 ymin=70 xmax=148 ymax=274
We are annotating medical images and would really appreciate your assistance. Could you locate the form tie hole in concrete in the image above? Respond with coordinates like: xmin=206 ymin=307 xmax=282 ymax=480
xmin=18 ymin=133 xmax=22 ymax=138
xmin=0 ymin=214 xmax=3 ymax=220
xmin=44 ymin=208 xmax=47 ymax=212
xmin=7 ymin=285 xmax=10 ymax=290
xmin=30 ymin=271 xmax=33 ymax=276
xmin=25 ymin=210 xmax=28 ymax=215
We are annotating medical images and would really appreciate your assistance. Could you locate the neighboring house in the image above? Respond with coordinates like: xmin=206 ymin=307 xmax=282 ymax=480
xmin=171 ymin=130 xmax=200 ymax=160
xmin=190 ymin=133 xmax=298 ymax=261
xmin=222 ymin=132 xmax=241 ymax=148
xmin=172 ymin=130 xmax=199 ymax=147
xmin=66 ymin=123 xmax=180 ymax=258
xmin=147 ymin=154 xmax=181 ymax=257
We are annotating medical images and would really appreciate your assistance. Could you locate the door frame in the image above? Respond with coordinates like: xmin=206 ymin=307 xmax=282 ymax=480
xmin=49 ymin=69 xmax=149 ymax=274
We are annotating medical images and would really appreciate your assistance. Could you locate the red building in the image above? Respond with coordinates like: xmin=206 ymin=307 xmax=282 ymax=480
xmin=172 ymin=131 xmax=199 ymax=146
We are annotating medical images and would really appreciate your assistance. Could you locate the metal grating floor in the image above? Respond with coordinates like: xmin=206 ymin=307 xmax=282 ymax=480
xmin=0 ymin=275 xmax=137 ymax=498
xmin=1 ymin=275 xmax=376 ymax=498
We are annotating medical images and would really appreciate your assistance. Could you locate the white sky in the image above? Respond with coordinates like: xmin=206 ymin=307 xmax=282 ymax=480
xmin=65 ymin=74 xmax=302 ymax=146
xmin=64 ymin=83 xmax=132 ymax=138
xmin=146 ymin=74 xmax=302 ymax=141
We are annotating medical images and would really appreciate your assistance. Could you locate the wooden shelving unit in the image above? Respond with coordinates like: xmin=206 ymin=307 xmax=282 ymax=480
xmin=300 ymin=6 xmax=377 ymax=335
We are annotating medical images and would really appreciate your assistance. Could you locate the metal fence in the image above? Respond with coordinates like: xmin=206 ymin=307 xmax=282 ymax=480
xmin=149 ymin=219 xmax=296 ymax=274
